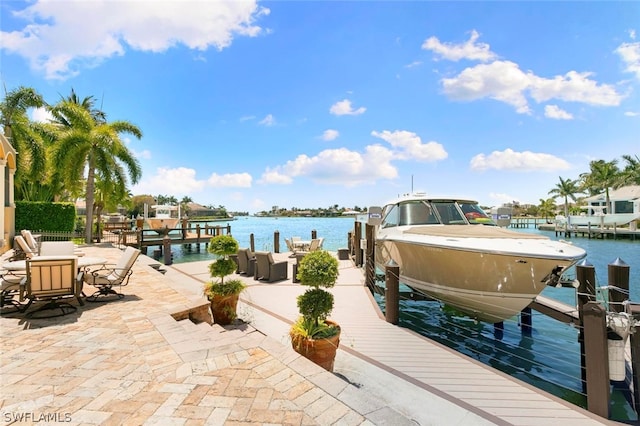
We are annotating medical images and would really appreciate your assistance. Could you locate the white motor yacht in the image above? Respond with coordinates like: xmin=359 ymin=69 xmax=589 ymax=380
xmin=371 ymin=193 xmax=586 ymax=323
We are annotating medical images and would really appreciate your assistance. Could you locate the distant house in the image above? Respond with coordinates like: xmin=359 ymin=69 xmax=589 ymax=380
xmin=582 ymin=185 xmax=640 ymax=215
xmin=186 ymin=202 xmax=216 ymax=217
xmin=0 ymin=134 xmax=17 ymax=254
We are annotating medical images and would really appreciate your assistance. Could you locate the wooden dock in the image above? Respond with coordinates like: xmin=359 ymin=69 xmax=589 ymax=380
xmin=537 ymin=224 xmax=640 ymax=241
xmin=101 ymin=222 xmax=231 ymax=251
xmin=171 ymin=253 xmax=614 ymax=425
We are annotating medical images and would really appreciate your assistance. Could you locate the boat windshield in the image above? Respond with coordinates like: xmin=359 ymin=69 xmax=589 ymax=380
xmin=458 ymin=202 xmax=495 ymax=225
xmin=381 ymin=199 xmax=496 ymax=227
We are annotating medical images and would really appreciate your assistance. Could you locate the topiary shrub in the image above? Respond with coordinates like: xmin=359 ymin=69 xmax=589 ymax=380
xmin=293 ymin=250 xmax=339 ymax=339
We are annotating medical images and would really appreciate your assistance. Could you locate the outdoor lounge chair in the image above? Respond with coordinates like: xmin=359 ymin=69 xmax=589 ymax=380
xmin=236 ymin=248 xmax=256 ymax=276
xmin=83 ymin=246 xmax=140 ymax=302
xmin=19 ymin=256 xmax=84 ymax=318
xmin=254 ymin=251 xmax=288 ymax=282
xmin=21 ymin=230 xmax=40 ymax=253
xmin=13 ymin=235 xmax=38 ymax=259
xmin=284 ymin=238 xmax=297 ymax=257
xmin=295 ymin=238 xmax=321 ymax=255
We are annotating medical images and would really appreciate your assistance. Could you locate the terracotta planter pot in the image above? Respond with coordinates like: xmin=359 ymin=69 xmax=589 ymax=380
xmin=290 ymin=320 xmax=341 ymax=372
xmin=209 ymin=293 xmax=240 ymax=325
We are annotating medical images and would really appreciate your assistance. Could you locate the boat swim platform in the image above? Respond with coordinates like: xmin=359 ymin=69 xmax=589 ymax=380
xmin=170 ymin=251 xmax=616 ymax=425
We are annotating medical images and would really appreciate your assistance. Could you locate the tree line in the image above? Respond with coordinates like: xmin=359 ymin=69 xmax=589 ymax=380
xmin=542 ymin=156 xmax=640 ymax=220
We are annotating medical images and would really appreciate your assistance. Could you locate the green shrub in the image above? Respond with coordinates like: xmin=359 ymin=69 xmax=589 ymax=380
xmin=293 ymin=250 xmax=339 ymax=339
xmin=204 ymin=234 xmax=245 ymax=295
xmin=15 ymin=201 xmax=76 ymax=231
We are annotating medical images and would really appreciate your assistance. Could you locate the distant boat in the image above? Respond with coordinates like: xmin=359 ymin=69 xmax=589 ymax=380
xmin=146 ymin=205 xmax=180 ymax=232
xmin=370 ymin=193 xmax=586 ymax=323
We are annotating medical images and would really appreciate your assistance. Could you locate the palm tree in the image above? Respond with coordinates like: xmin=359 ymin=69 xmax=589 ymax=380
xmin=180 ymin=196 xmax=193 ymax=217
xmin=538 ymin=198 xmax=557 ymax=223
xmin=0 ymin=86 xmax=47 ymax=196
xmin=49 ymin=100 xmax=142 ymax=243
xmin=548 ymin=176 xmax=581 ymax=220
xmin=579 ymin=159 xmax=621 ymax=214
xmin=620 ymin=154 xmax=640 ymax=185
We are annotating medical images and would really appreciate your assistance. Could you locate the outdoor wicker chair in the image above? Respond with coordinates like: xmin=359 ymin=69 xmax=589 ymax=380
xmin=236 ymin=248 xmax=256 ymax=276
xmin=254 ymin=251 xmax=288 ymax=283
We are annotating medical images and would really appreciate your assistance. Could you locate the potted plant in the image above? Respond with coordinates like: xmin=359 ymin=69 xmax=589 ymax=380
xmin=289 ymin=250 xmax=340 ymax=371
xmin=203 ymin=235 xmax=246 ymax=325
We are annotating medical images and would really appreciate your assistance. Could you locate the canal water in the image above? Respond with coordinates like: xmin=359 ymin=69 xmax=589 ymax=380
xmin=169 ymin=216 xmax=640 ymax=422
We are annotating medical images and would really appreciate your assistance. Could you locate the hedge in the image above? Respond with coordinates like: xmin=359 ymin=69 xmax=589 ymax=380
xmin=15 ymin=201 xmax=77 ymax=232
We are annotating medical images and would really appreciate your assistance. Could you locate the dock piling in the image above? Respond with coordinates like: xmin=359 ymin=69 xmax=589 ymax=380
xmin=608 ymin=258 xmax=630 ymax=313
xmin=582 ymin=301 xmax=610 ymax=418
xmin=520 ymin=307 xmax=532 ymax=336
xmin=385 ymin=260 xmax=400 ymax=325
xmin=577 ymin=261 xmax=596 ymax=393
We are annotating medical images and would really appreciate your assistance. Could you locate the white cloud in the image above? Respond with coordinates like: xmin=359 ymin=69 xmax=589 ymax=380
xmin=370 ymin=130 xmax=448 ymax=162
xmin=422 ymin=30 xmax=497 ymax=62
xmin=616 ymin=41 xmax=640 ymax=80
xmin=470 ymin=149 xmax=571 ymax=172
xmin=441 ymin=60 xmax=532 ymax=114
xmin=132 ymin=167 xmax=253 ymax=195
xmin=405 ymin=61 xmax=422 ymax=68
xmin=259 ymin=114 xmax=275 ymax=126
xmin=132 ymin=167 xmax=205 ymax=195
xmin=29 ymin=106 xmax=53 ymax=123
xmin=259 ymin=168 xmax=293 ymax=184
xmin=262 ymin=145 xmax=396 ymax=186
xmin=624 ymin=111 xmax=639 ymax=117
xmin=239 ymin=115 xmax=256 ymax=122
xmin=1 ymin=0 xmax=269 ymax=80
xmin=489 ymin=192 xmax=519 ymax=206
xmin=329 ymin=99 xmax=366 ymax=116
xmin=430 ymin=31 xmax=625 ymax=114
xmin=528 ymin=71 xmax=622 ymax=106
xmin=207 ymin=172 xmax=252 ymax=188
xmin=544 ymin=105 xmax=573 ymax=120
xmin=133 ymin=149 xmax=152 ymax=160
xmin=441 ymin=61 xmax=623 ymax=114
xmin=321 ymin=129 xmax=339 ymax=141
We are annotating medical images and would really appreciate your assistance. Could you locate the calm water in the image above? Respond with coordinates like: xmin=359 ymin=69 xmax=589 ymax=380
xmin=169 ymin=217 xmax=640 ymax=421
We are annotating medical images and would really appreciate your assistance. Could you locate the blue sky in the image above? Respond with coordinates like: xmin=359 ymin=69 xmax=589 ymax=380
xmin=1 ymin=1 xmax=639 ymax=214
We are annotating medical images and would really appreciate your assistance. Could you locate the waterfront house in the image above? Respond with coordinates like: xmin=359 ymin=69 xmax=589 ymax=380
xmin=0 ymin=134 xmax=17 ymax=254
xmin=582 ymin=185 xmax=640 ymax=215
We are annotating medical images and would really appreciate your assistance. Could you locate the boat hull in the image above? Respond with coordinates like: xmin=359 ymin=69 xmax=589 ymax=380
xmin=375 ymin=235 xmax=585 ymax=323
xmin=145 ymin=218 xmax=181 ymax=231
xmin=567 ymin=213 xmax=640 ymax=227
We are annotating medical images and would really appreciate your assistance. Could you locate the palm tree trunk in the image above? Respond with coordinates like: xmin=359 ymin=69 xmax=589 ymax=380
xmin=85 ymin=164 xmax=96 ymax=244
